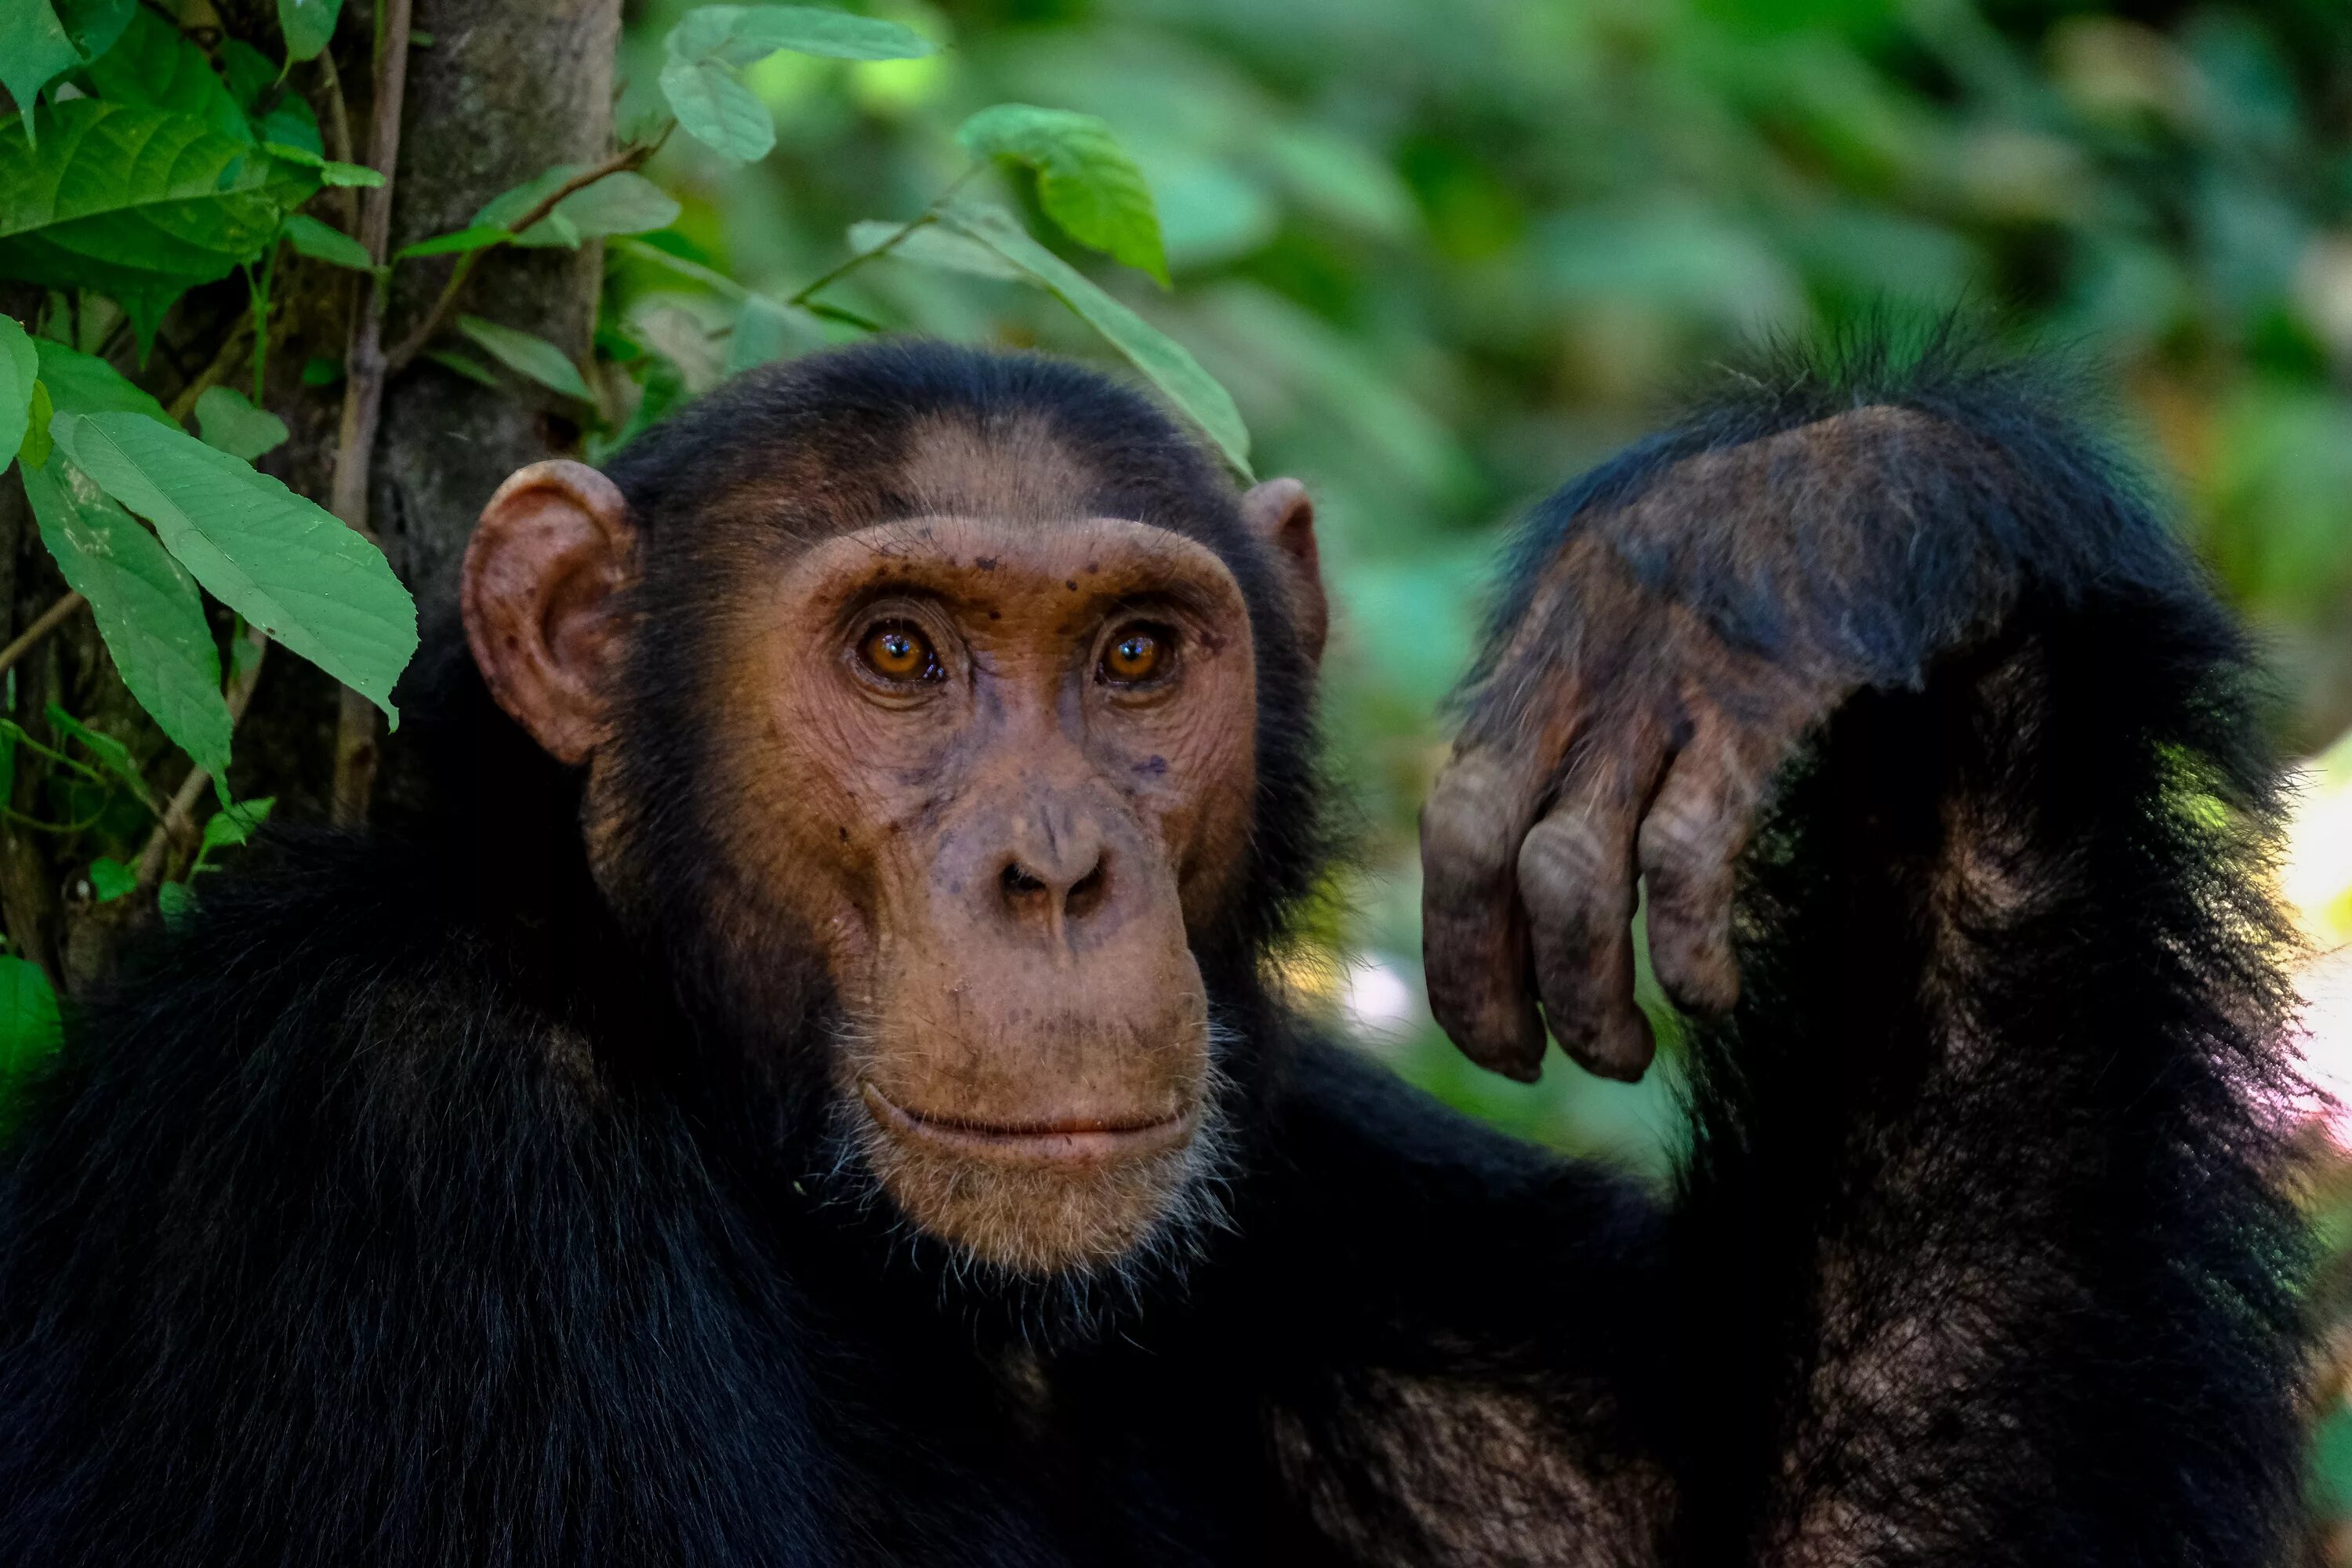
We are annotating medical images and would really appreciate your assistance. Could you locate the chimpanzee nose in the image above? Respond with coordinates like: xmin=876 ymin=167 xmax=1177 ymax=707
xmin=996 ymin=827 xmax=1110 ymax=938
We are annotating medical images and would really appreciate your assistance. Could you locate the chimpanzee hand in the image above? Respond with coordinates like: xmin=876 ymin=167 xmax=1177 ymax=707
xmin=1419 ymin=408 xmax=1987 ymax=1083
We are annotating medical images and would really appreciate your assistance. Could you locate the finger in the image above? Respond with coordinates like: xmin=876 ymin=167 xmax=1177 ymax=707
xmin=1421 ymin=750 xmax=1548 ymax=1081
xmin=1635 ymin=715 xmax=1768 ymax=1018
xmin=1517 ymin=757 xmax=1661 ymax=1083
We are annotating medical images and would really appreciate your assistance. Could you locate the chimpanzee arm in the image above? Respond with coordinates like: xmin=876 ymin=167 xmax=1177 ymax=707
xmin=1420 ymin=339 xmax=2309 ymax=1565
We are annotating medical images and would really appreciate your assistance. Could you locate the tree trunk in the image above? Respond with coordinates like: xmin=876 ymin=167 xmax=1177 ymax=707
xmin=0 ymin=0 xmax=621 ymax=989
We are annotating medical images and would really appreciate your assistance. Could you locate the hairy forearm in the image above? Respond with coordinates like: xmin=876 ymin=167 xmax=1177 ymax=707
xmin=1669 ymin=592 xmax=2306 ymax=1566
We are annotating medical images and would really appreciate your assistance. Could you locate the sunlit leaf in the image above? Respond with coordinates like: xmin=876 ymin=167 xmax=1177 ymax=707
xmin=0 ymin=315 xmax=36 ymax=473
xmin=24 ymin=461 xmax=230 ymax=775
xmin=936 ymin=203 xmax=1250 ymax=476
xmin=956 ymin=104 xmax=1169 ymax=286
xmin=456 ymin=315 xmax=592 ymax=401
xmin=279 ymin=212 xmax=372 ymax=270
xmin=661 ymin=5 xmax=935 ymax=162
xmin=669 ymin=5 xmax=938 ymax=66
xmin=194 ymin=386 xmax=289 ymax=460
xmin=0 ymin=102 xmax=319 ymax=354
xmin=277 ymin=0 xmax=343 ymax=63
xmin=50 ymin=411 xmax=417 ymax=723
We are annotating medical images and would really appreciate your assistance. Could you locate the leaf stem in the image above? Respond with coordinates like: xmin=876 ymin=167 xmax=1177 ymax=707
xmin=136 ymin=626 xmax=268 ymax=892
xmin=326 ymin=0 xmax=413 ymax=826
xmin=383 ymin=125 xmax=673 ymax=377
xmin=784 ymin=166 xmax=979 ymax=310
xmin=0 ymin=595 xmax=88 ymax=683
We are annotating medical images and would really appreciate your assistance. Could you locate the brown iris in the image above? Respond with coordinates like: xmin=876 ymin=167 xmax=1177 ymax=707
xmin=860 ymin=622 xmax=938 ymax=682
xmin=1100 ymin=623 xmax=1171 ymax=684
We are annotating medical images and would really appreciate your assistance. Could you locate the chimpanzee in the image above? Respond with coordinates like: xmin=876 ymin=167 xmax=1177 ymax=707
xmin=0 ymin=332 xmax=2309 ymax=1566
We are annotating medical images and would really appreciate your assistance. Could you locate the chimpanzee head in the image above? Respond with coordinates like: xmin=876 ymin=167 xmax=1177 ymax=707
xmin=460 ymin=340 xmax=1327 ymax=1279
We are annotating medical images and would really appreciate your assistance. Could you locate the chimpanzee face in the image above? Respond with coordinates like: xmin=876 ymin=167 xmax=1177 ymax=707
xmin=459 ymin=416 xmax=1319 ymax=1278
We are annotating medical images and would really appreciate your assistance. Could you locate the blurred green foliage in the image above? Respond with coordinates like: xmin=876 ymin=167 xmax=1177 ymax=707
xmin=613 ymin=0 xmax=2352 ymax=1179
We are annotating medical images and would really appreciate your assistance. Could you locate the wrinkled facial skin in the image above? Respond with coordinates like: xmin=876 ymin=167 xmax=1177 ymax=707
xmin=652 ymin=517 xmax=1259 ymax=1273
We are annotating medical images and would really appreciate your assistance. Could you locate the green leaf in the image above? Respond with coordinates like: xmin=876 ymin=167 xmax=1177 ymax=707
xmin=0 ymin=956 xmax=62 ymax=1085
xmin=260 ymin=143 xmax=383 ymax=187
xmin=956 ymin=105 xmax=1169 ymax=286
xmin=58 ymin=0 xmax=136 ymax=65
xmin=935 ymin=204 xmax=1250 ymax=476
xmin=0 ymin=102 xmax=319 ymax=355
xmin=87 ymin=856 xmax=136 ymax=902
xmin=194 ymin=385 xmax=288 ymax=460
xmin=22 ymin=457 xmax=231 ymax=778
xmin=456 ymin=316 xmax=591 ymax=401
xmin=85 ymin=8 xmax=251 ymax=145
xmin=394 ymin=224 xmax=510 ymax=261
xmin=217 ymin=38 xmax=276 ymax=114
xmin=423 ymin=348 xmax=500 ymax=389
xmin=725 ymin=294 xmax=825 ymax=375
xmin=844 ymin=219 xmax=1027 ymax=282
xmin=659 ymin=6 xmax=934 ymax=162
xmin=0 ymin=315 xmax=37 ymax=473
xmin=34 ymin=339 xmax=170 ymax=425
xmin=44 ymin=702 xmax=146 ymax=797
xmin=277 ymin=0 xmax=343 ymax=62
xmin=20 ymin=381 xmax=53 ymax=470
xmin=201 ymin=793 xmax=272 ymax=851
xmin=255 ymin=97 xmax=322 ymax=157
xmin=279 ymin=212 xmax=372 ymax=270
xmin=49 ymin=412 xmax=417 ymax=723
xmin=668 ymin=5 xmax=938 ymax=65
xmin=299 ymin=354 xmax=340 ymax=387
xmin=0 ymin=4 xmax=79 ymax=143
xmin=155 ymin=880 xmax=193 ymax=925
xmin=659 ymin=53 xmax=773 ymax=163
xmin=507 ymin=170 xmax=681 ymax=248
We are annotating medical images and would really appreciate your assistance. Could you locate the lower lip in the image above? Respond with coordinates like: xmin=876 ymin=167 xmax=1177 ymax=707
xmin=860 ymin=1083 xmax=1192 ymax=1167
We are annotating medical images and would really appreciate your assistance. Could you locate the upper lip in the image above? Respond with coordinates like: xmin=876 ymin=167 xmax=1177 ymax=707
xmin=860 ymin=1082 xmax=1192 ymax=1166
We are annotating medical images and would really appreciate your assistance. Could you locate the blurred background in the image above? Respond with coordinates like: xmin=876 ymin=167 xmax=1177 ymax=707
xmin=606 ymin=0 xmax=2352 ymax=1538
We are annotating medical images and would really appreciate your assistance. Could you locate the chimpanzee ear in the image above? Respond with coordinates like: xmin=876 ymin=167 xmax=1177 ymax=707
xmin=1240 ymin=477 xmax=1326 ymax=667
xmin=462 ymin=459 xmax=636 ymax=764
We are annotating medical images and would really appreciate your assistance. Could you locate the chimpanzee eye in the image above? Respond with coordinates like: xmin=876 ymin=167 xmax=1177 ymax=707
xmin=1099 ymin=622 xmax=1174 ymax=686
xmin=858 ymin=621 xmax=941 ymax=683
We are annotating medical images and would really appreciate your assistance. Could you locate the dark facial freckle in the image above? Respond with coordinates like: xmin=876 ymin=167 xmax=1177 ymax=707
xmin=975 ymin=557 xmax=998 ymax=572
xmin=1064 ymin=579 xmax=1077 ymax=591
xmin=837 ymin=826 xmax=848 ymax=842
xmin=988 ymin=610 xmax=1001 ymax=621
xmin=1084 ymin=562 xmax=1098 ymax=574
xmin=1134 ymin=755 xmax=1169 ymax=776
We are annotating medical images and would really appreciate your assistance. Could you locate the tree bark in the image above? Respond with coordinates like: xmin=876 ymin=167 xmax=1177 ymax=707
xmin=0 ymin=0 xmax=622 ymax=988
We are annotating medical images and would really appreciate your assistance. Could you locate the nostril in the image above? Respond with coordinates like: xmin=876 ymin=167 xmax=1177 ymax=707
xmin=1002 ymin=863 xmax=1047 ymax=899
xmin=1066 ymin=860 xmax=1108 ymax=920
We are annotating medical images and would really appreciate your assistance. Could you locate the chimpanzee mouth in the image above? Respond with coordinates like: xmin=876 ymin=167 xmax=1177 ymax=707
xmin=858 ymin=1082 xmax=1193 ymax=1167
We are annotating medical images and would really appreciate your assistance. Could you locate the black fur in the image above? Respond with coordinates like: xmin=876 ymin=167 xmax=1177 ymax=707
xmin=0 ymin=335 xmax=2307 ymax=1564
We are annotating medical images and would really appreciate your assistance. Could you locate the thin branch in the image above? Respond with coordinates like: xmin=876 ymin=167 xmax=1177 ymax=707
xmin=327 ymin=0 xmax=414 ymax=826
xmin=783 ymin=165 xmax=979 ymax=310
xmin=382 ymin=129 xmax=671 ymax=377
xmin=164 ymin=314 xmax=258 ymax=425
xmin=134 ymin=628 xmax=267 ymax=891
xmin=0 ymin=594 xmax=88 ymax=681
xmin=317 ymin=49 xmax=359 ymax=232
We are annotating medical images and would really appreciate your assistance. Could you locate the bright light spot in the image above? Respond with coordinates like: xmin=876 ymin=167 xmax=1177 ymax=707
xmin=2287 ymin=730 xmax=2352 ymax=1148
xmin=1340 ymin=956 xmax=1418 ymax=1042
